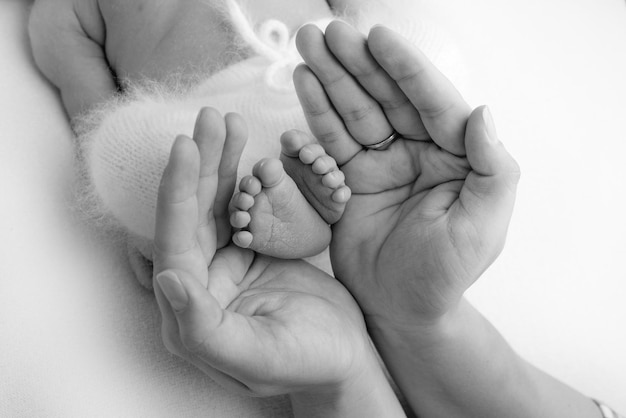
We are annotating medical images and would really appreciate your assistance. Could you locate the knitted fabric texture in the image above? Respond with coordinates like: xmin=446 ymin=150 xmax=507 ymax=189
xmin=76 ymin=0 xmax=465 ymax=246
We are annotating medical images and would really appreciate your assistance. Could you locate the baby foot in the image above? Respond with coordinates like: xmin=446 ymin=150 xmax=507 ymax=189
xmin=279 ymin=130 xmax=351 ymax=225
xmin=230 ymin=145 xmax=350 ymax=258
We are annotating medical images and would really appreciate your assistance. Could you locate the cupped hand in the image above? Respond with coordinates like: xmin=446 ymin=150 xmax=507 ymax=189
xmin=295 ymin=21 xmax=521 ymax=325
xmin=156 ymin=248 xmax=371 ymax=397
xmin=152 ymin=108 xmax=370 ymax=396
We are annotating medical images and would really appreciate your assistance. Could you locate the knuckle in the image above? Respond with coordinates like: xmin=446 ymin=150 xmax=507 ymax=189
xmin=180 ymin=329 xmax=211 ymax=356
xmin=352 ymin=63 xmax=380 ymax=79
xmin=379 ymin=95 xmax=411 ymax=112
xmin=420 ymin=99 xmax=457 ymax=119
xmin=322 ymin=71 xmax=348 ymax=88
xmin=301 ymin=96 xmax=330 ymax=118
xmin=315 ymin=129 xmax=344 ymax=146
xmin=339 ymin=103 xmax=377 ymax=123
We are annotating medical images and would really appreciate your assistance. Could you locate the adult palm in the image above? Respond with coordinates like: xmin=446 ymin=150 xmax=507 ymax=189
xmin=152 ymin=118 xmax=369 ymax=397
xmin=295 ymin=22 xmax=520 ymax=324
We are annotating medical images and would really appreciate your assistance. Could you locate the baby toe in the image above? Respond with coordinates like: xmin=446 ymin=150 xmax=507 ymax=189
xmin=299 ymin=143 xmax=326 ymax=165
xmin=253 ymin=158 xmax=285 ymax=188
xmin=280 ymin=130 xmax=316 ymax=157
xmin=233 ymin=231 xmax=254 ymax=249
xmin=239 ymin=175 xmax=262 ymax=196
xmin=322 ymin=170 xmax=346 ymax=188
xmin=231 ymin=192 xmax=255 ymax=211
xmin=331 ymin=186 xmax=351 ymax=203
xmin=312 ymin=155 xmax=338 ymax=175
xmin=230 ymin=211 xmax=252 ymax=229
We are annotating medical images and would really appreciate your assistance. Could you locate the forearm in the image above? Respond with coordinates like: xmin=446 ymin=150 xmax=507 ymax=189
xmin=290 ymin=348 xmax=406 ymax=418
xmin=368 ymin=298 xmax=600 ymax=418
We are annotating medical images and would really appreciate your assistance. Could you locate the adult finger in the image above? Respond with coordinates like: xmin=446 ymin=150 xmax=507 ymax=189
xmin=296 ymin=24 xmax=392 ymax=147
xmin=215 ymin=113 xmax=248 ymax=248
xmin=324 ymin=20 xmax=429 ymax=141
xmin=154 ymin=269 xmax=186 ymax=357
xmin=293 ymin=64 xmax=363 ymax=165
xmin=461 ymin=106 xmax=521 ymax=239
xmin=368 ymin=25 xmax=471 ymax=156
xmin=154 ymin=270 xmax=254 ymax=396
xmin=155 ymin=267 xmax=278 ymax=391
xmin=154 ymin=136 xmax=200 ymax=255
xmin=153 ymin=135 xmax=208 ymax=285
xmin=193 ymin=108 xmax=226 ymax=261
xmin=206 ymin=245 xmax=255 ymax=310
xmin=152 ymin=137 xmax=201 ymax=358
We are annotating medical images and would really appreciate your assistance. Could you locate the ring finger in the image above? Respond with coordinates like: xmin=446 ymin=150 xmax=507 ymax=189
xmin=296 ymin=24 xmax=393 ymax=148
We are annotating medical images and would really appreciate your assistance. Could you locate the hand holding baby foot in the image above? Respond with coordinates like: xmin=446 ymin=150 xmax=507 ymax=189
xmin=153 ymin=107 xmax=363 ymax=393
xmin=294 ymin=22 xmax=609 ymax=418
xmin=295 ymin=22 xmax=521 ymax=325
xmin=152 ymin=110 xmax=402 ymax=417
xmin=155 ymin=247 xmax=376 ymax=399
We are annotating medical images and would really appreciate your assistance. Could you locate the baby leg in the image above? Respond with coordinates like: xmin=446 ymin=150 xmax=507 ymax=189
xmin=230 ymin=138 xmax=350 ymax=258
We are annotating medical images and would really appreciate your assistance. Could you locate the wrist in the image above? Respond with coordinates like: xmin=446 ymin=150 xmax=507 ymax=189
xmin=366 ymin=300 xmax=600 ymax=418
xmin=366 ymin=298 xmax=575 ymax=418
xmin=289 ymin=344 xmax=405 ymax=418
xmin=365 ymin=298 xmax=465 ymax=354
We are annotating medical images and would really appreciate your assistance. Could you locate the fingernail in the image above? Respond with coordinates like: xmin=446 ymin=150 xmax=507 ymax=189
xmin=482 ymin=106 xmax=499 ymax=144
xmin=156 ymin=271 xmax=188 ymax=311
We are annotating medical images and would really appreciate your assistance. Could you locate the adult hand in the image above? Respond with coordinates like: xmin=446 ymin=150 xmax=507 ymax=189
xmin=151 ymin=107 xmax=377 ymax=401
xmin=295 ymin=21 xmax=521 ymax=326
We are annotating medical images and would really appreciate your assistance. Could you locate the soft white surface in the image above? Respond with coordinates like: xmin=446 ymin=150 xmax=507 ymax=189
xmin=1 ymin=0 xmax=624 ymax=416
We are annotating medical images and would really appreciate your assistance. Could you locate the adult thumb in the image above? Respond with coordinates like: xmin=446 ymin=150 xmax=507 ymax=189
xmin=155 ymin=269 xmax=224 ymax=353
xmin=462 ymin=106 xmax=521 ymax=225
xmin=154 ymin=269 xmax=264 ymax=377
xmin=466 ymin=106 xmax=520 ymax=177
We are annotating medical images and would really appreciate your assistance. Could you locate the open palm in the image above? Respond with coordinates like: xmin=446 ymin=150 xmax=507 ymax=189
xmin=162 ymin=247 xmax=370 ymax=396
xmin=295 ymin=22 xmax=520 ymax=323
